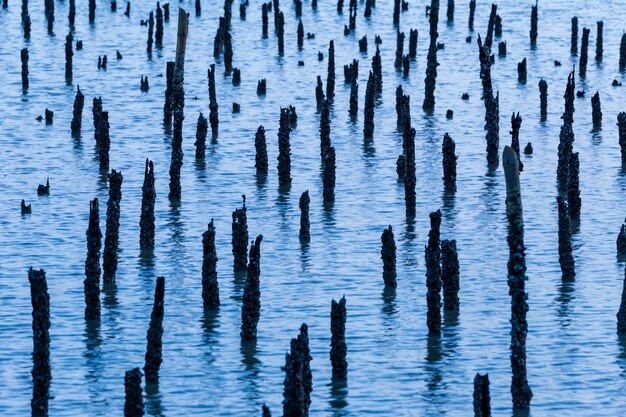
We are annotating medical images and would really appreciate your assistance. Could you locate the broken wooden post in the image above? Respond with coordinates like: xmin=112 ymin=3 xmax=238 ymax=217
xmin=37 ymin=178 xmax=50 ymax=195
xmin=557 ymin=196 xmax=576 ymax=281
xmin=194 ymin=113 xmax=208 ymax=158
xmin=326 ymin=41 xmax=335 ymax=101
xmin=232 ymin=196 xmax=249 ymax=271
xmin=568 ymin=152 xmax=581 ymax=219
xmin=422 ymin=0 xmax=440 ymax=111
xmin=21 ymin=199 xmax=32 ymax=214
xmin=468 ymin=0 xmax=475 ymax=31
xmin=517 ymin=58 xmax=527 ymax=84
xmin=22 ymin=0 xmax=31 ymax=38
xmin=446 ymin=0 xmax=453 ymax=22
xmin=477 ymin=35 xmax=500 ymax=167
xmin=473 ymin=373 xmax=491 ymax=417
xmin=29 ymin=268 xmax=51 ymax=417
xmin=557 ymin=71 xmax=575 ymax=192
xmin=539 ymin=79 xmax=547 ymax=121
xmin=241 ymin=235 xmax=263 ymax=339
xmin=84 ymin=198 xmax=102 ymax=320
xmin=425 ymin=209 xmax=442 ymax=334
xmin=299 ymin=191 xmax=310 ymax=242
xmin=262 ymin=404 xmax=271 ymax=417
xmin=441 ymin=239 xmax=459 ymax=310
xmin=510 ymin=113 xmax=523 ymax=172
xmin=408 ymin=29 xmax=418 ymax=58
xmin=401 ymin=96 xmax=416 ymax=217
xmin=579 ymin=27 xmax=589 ymax=77
xmin=373 ymin=46 xmax=382 ymax=93
xmin=395 ymin=30 xmax=405 ymax=69
xmin=494 ymin=14 xmax=502 ymax=37
xmin=262 ymin=2 xmax=268 ymax=37
xmin=330 ymin=296 xmax=347 ymax=379
xmin=208 ymin=64 xmax=219 ymax=136
xmin=485 ymin=4 xmax=497 ymax=49
xmin=144 ymin=276 xmax=165 ymax=384
xmin=224 ymin=31 xmax=233 ymax=75
xmin=139 ymin=159 xmax=156 ymax=249
xmin=21 ymin=48 xmax=29 ymax=91
xmin=442 ymin=133 xmax=457 ymax=192
xmin=364 ymin=71 xmax=375 ymax=138
xmin=381 ymin=226 xmax=397 ymax=287
xmin=71 ymin=86 xmax=84 ymax=134
xmin=255 ymin=126 xmax=268 ymax=174
xmin=591 ymin=91 xmax=602 ymax=129
xmin=156 ymin=2 xmax=163 ymax=47
xmin=621 ymin=32 xmax=626 ymax=71
xmin=89 ymin=0 xmax=96 ymax=22
xmin=349 ymin=76 xmax=358 ymax=118
xmin=619 ymin=113 xmax=626 ymax=162
xmin=163 ymin=61 xmax=174 ymax=125
xmin=96 ymin=111 xmax=110 ymax=170
xmin=596 ymin=21 xmax=603 ymax=62
xmin=69 ymin=0 xmax=75 ymax=26
xmin=65 ymin=33 xmax=73 ymax=83
xmin=282 ymin=324 xmax=312 ymax=416
xmin=277 ymin=11 xmax=285 ymax=55
xmin=103 ymin=170 xmax=123 ymax=283
xmin=147 ymin=11 xmax=154 ymax=52
xmin=202 ymin=219 xmax=220 ymax=309
xmin=124 ymin=368 xmax=144 ymax=417
xmin=169 ymin=8 xmax=189 ymax=201
xmin=530 ymin=1 xmax=538 ymax=46
xmin=502 ymin=145 xmax=533 ymax=409
xmin=323 ymin=147 xmax=336 ymax=204
xmin=498 ymin=41 xmax=506 ymax=57
xmin=571 ymin=16 xmax=578 ymax=55
xmin=277 ymin=108 xmax=292 ymax=186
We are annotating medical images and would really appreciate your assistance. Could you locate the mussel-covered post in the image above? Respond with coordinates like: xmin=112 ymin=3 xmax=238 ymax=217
xmin=163 ymin=61 xmax=174 ymax=125
xmin=441 ymin=239 xmax=459 ymax=310
xmin=571 ymin=16 xmax=578 ymax=55
xmin=557 ymin=196 xmax=575 ymax=281
xmin=557 ymin=72 xmax=575 ymax=192
xmin=502 ymin=146 xmax=533 ymax=408
xmin=169 ymin=9 xmax=189 ymax=201
xmin=579 ymin=27 xmax=589 ymax=77
xmin=477 ymin=35 xmax=500 ymax=166
xmin=29 ymin=268 xmax=51 ymax=417
xmin=255 ymin=126 xmax=268 ymax=174
xmin=618 ymin=113 xmax=626 ymax=162
xmin=568 ymin=152 xmax=581 ymax=219
xmin=65 ymin=33 xmax=73 ymax=83
xmin=139 ymin=159 xmax=156 ymax=249
xmin=144 ymin=276 xmax=165 ymax=384
xmin=591 ymin=92 xmax=602 ymax=129
xmin=194 ymin=113 xmax=208 ymax=158
xmin=202 ymin=219 xmax=220 ymax=308
xmin=539 ymin=79 xmax=548 ymax=121
xmin=381 ymin=226 xmax=397 ymax=287
xmin=299 ymin=191 xmax=310 ymax=241
xmin=596 ymin=21 xmax=603 ymax=62
xmin=241 ymin=235 xmax=263 ymax=340
xmin=124 ymin=368 xmax=144 ymax=417
xmin=473 ymin=373 xmax=491 ymax=417
xmin=21 ymin=47 xmax=29 ymax=90
xmin=282 ymin=324 xmax=312 ymax=416
xmin=277 ymin=108 xmax=292 ymax=186
xmin=71 ymin=86 xmax=85 ymax=134
xmin=330 ymin=296 xmax=347 ymax=379
xmin=103 ymin=170 xmax=123 ymax=283
xmin=84 ymin=198 xmax=102 ymax=319
xmin=422 ymin=0 xmax=439 ymax=111
xmin=208 ymin=64 xmax=219 ymax=136
xmin=425 ymin=210 xmax=442 ymax=334
xmin=442 ymin=133 xmax=457 ymax=191
xmin=232 ymin=196 xmax=249 ymax=271
xmin=529 ymin=1 xmax=538 ymax=46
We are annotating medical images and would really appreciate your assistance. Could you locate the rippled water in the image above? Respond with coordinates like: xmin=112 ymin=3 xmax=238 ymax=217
xmin=2 ymin=0 xmax=626 ymax=415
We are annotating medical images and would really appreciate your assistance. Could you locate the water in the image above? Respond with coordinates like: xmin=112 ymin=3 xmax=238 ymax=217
xmin=1 ymin=0 xmax=626 ymax=415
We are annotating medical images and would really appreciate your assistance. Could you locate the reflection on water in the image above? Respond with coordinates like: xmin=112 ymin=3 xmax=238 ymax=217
xmin=328 ymin=378 xmax=349 ymax=416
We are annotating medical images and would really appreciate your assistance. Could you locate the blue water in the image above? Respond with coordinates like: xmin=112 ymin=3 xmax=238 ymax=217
xmin=1 ymin=0 xmax=626 ymax=415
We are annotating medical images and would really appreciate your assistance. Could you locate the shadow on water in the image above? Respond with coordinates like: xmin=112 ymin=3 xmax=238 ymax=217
xmin=441 ymin=188 xmax=456 ymax=226
xmin=202 ymin=309 xmax=221 ymax=365
xmin=556 ymin=280 xmax=576 ymax=328
xmin=381 ymin=286 xmax=398 ymax=331
xmin=424 ymin=334 xmax=444 ymax=395
xmin=240 ymin=338 xmax=262 ymax=406
xmin=480 ymin=169 xmax=500 ymax=215
xmin=83 ymin=318 xmax=104 ymax=403
xmin=231 ymin=270 xmax=248 ymax=301
xmin=328 ymin=378 xmax=349 ymax=416
xmin=145 ymin=382 xmax=165 ymax=417
xmin=138 ymin=248 xmax=156 ymax=278
xmin=299 ymin=239 xmax=311 ymax=273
